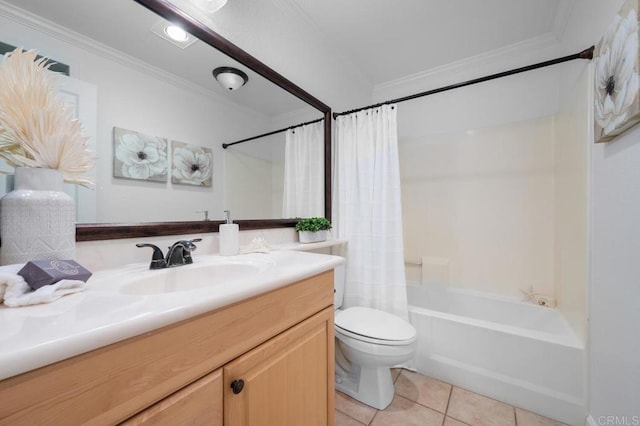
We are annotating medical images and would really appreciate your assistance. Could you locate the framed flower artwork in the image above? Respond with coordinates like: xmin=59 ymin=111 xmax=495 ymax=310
xmin=113 ymin=127 xmax=168 ymax=181
xmin=171 ymin=141 xmax=213 ymax=187
xmin=594 ymin=0 xmax=640 ymax=143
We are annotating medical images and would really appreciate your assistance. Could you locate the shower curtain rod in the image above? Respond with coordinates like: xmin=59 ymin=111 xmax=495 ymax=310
xmin=222 ymin=117 xmax=324 ymax=149
xmin=333 ymin=46 xmax=595 ymax=119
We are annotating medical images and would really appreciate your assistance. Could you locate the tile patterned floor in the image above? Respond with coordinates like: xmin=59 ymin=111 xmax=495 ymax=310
xmin=335 ymin=369 xmax=566 ymax=426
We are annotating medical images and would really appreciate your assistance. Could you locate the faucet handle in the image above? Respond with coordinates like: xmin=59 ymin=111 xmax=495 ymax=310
xmin=136 ymin=243 xmax=167 ymax=270
xmin=182 ymin=238 xmax=202 ymax=264
xmin=196 ymin=210 xmax=209 ymax=221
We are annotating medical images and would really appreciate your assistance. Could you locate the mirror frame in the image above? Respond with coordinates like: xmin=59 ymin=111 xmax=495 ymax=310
xmin=76 ymin=0 xmax=332 ymax=241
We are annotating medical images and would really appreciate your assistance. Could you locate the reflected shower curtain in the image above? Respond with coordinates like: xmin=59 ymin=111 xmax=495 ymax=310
xmin=333 ymin=104 xmax=409 ymax=319
xmin=282 ymin=120 xmax=324 ymax=218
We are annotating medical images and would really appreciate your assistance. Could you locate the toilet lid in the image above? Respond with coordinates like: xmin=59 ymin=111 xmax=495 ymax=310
xmin=335 ymin=307 xmax=416 ymax=343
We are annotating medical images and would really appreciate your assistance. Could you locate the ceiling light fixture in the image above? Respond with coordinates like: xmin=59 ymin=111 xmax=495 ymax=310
xmin=150 ymin=20 xmax=197 ymax=49
xmin=164 ymin=25 xmax=189 ymax=42
xmin=213 ymin=67 xmax=248 ymax=91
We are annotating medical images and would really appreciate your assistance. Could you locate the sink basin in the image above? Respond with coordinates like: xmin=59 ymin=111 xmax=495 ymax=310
xmin=120 ymin=259 xmax=270 ymax=295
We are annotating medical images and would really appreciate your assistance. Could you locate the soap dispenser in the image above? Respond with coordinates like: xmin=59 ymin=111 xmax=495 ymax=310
xmin=219 ymin=210 xmax=239 ymax=256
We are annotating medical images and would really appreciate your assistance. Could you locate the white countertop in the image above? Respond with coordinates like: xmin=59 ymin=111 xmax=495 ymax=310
xmin=0 ymin=250 xmax=344 ymax=381
xmin=274 ymin=238 xmax=347 ymax=252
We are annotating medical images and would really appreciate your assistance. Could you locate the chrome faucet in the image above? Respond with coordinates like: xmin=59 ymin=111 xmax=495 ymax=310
xmin=136 ymin=238 xmax=202 ymax=269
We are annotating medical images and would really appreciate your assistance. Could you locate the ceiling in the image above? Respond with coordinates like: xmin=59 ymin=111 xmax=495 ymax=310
xmin=280 ymin=0 xmax=569 ymax=85
xmin=3 ymin=0 xmax=571 ymax=113
xmin=1 ymin=0 xmax=317 ymax=118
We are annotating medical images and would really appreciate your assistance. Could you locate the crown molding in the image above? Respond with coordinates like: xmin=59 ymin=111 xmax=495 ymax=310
xmin=373 ymin=32 xmax=562 ymax=96
xmin=0 ymin=0 xmax=267 ymax=121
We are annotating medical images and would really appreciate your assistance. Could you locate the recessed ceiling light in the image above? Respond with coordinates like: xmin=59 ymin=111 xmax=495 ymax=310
xmin=150 ymin=20 xmax=197 ymax=49
xmin=164 ymin=25 xmax=189 ymax=42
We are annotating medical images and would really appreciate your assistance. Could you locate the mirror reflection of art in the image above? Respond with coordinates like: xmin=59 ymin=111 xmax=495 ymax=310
xmin=594 ymin=0 xmax=640 ymax=143
xmin=113 ymin=127 xmax=168 ymax=181
xmin=171 ymin=141 xmax=213 ymax=187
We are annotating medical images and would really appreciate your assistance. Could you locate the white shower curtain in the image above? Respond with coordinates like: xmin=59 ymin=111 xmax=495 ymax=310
xmin=333 ymin=104 xmax=409 ymax=319
xmin=282 ymin=120 xmax=324 ymax=218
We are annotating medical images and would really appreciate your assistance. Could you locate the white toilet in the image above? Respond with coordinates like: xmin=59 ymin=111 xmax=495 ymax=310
xmin=333 ymin=264 xmax=417 ymax=410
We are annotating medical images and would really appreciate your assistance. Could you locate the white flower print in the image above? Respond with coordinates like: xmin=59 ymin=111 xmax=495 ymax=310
xmin=595 ymin=7 xmax=639 ymax=137
xmin=114 ymin=130 xmax=168 ymax=181
xmin=171 ymin=142 xmax=212 ymax=186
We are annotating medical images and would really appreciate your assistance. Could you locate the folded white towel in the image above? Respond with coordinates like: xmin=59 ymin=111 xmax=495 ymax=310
xmin=0 ymin=264 xmax=87 ymax=308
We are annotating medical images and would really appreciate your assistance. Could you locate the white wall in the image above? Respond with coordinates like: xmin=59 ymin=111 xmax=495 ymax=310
xmin=0 ymin=7 xmax=272 ymax=223
xmin=588 ymin=114 xmax=640 ymax=424
xmin=223 ymin=133 xmax=285 ymax=219
xmin=560 ymin=0 xmax=640 ymax=421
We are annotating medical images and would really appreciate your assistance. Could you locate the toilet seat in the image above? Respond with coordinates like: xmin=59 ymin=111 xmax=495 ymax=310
xmin=335 ymin=307 xmax=416 ymax=346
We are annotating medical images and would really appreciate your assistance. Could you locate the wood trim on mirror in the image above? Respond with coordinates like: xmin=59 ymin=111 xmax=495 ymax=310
xmin=76 ymin=220 xmax=299 ymax=242
xmin=76 ymin=0 xmax=332 ymax=241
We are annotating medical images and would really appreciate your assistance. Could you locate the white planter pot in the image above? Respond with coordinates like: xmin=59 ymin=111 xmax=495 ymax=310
xmin=298 ymin=230 xmax=327 ymax=244
xmin=0 ymin=168 xmax=76 ymax=264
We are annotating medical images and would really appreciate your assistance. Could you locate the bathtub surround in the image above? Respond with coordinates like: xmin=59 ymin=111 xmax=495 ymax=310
xmin=333 ymin=104 xmax=409 ymax=319
xmin=399 ymin=116 xmax=556 ymax=298
xmin=283 ymin=120 xmax=325 ymax=217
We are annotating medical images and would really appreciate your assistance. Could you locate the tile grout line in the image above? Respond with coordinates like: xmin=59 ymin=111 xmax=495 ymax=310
xmin=444 ymin=384 xmax=453 ymax=417
xmin=445 ymin=389 xmax=474 ymax=426
xmin=368 ymin=406 xmax=379 ymax=426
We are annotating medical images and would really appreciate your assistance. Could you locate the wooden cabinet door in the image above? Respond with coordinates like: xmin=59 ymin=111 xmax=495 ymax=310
xmin=122 ymin=369 xmax=223 ymax=426
xmin=224 ymin=307 xmax=335 ymax=426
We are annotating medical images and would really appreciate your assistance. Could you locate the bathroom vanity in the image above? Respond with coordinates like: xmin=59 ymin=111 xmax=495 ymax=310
xmin=0 ymin=251 xmax=340 ymax=425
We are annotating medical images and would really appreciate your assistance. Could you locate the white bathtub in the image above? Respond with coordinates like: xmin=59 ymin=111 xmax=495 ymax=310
xmin=406 ymin=284 xmax=586 ymax=425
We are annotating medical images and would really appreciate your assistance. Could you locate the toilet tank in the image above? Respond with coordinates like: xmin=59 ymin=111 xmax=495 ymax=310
xmin=334 ymin=263 xmax=345 ymax=309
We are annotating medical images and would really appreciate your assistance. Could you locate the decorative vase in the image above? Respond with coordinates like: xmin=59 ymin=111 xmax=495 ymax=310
xmin=298 ymin=230 xmax=327 ymax=244
xmin=0 ymin=167 xmax=76 ymax=265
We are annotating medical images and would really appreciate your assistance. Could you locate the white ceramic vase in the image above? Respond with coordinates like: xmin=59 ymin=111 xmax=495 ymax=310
xmin=0 ymin=168 xmax=76 ymax=265
xmin=298 ymin=230 xmax=327 ymax=244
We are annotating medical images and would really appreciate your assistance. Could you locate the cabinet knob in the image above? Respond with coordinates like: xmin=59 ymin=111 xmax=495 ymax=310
xmin=231 ymin=379 xmax=245 ymax=394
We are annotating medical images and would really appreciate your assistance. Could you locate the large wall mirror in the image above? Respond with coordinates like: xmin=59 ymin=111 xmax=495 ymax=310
xmin=0 ymin=0 xmax=331 ymax=240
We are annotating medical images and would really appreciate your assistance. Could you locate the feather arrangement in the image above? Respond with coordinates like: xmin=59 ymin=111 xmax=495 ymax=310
xmin=0 ymin=48 xmax=95 ymax=187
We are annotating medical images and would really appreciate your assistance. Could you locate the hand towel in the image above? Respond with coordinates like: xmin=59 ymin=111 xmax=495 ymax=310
xmin=0 ymin=264 xmax=86 ymax=308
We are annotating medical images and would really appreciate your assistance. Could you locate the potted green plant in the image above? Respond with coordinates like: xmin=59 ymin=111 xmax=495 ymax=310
xmin=295 ymin=217 xmax=332 ymax=243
